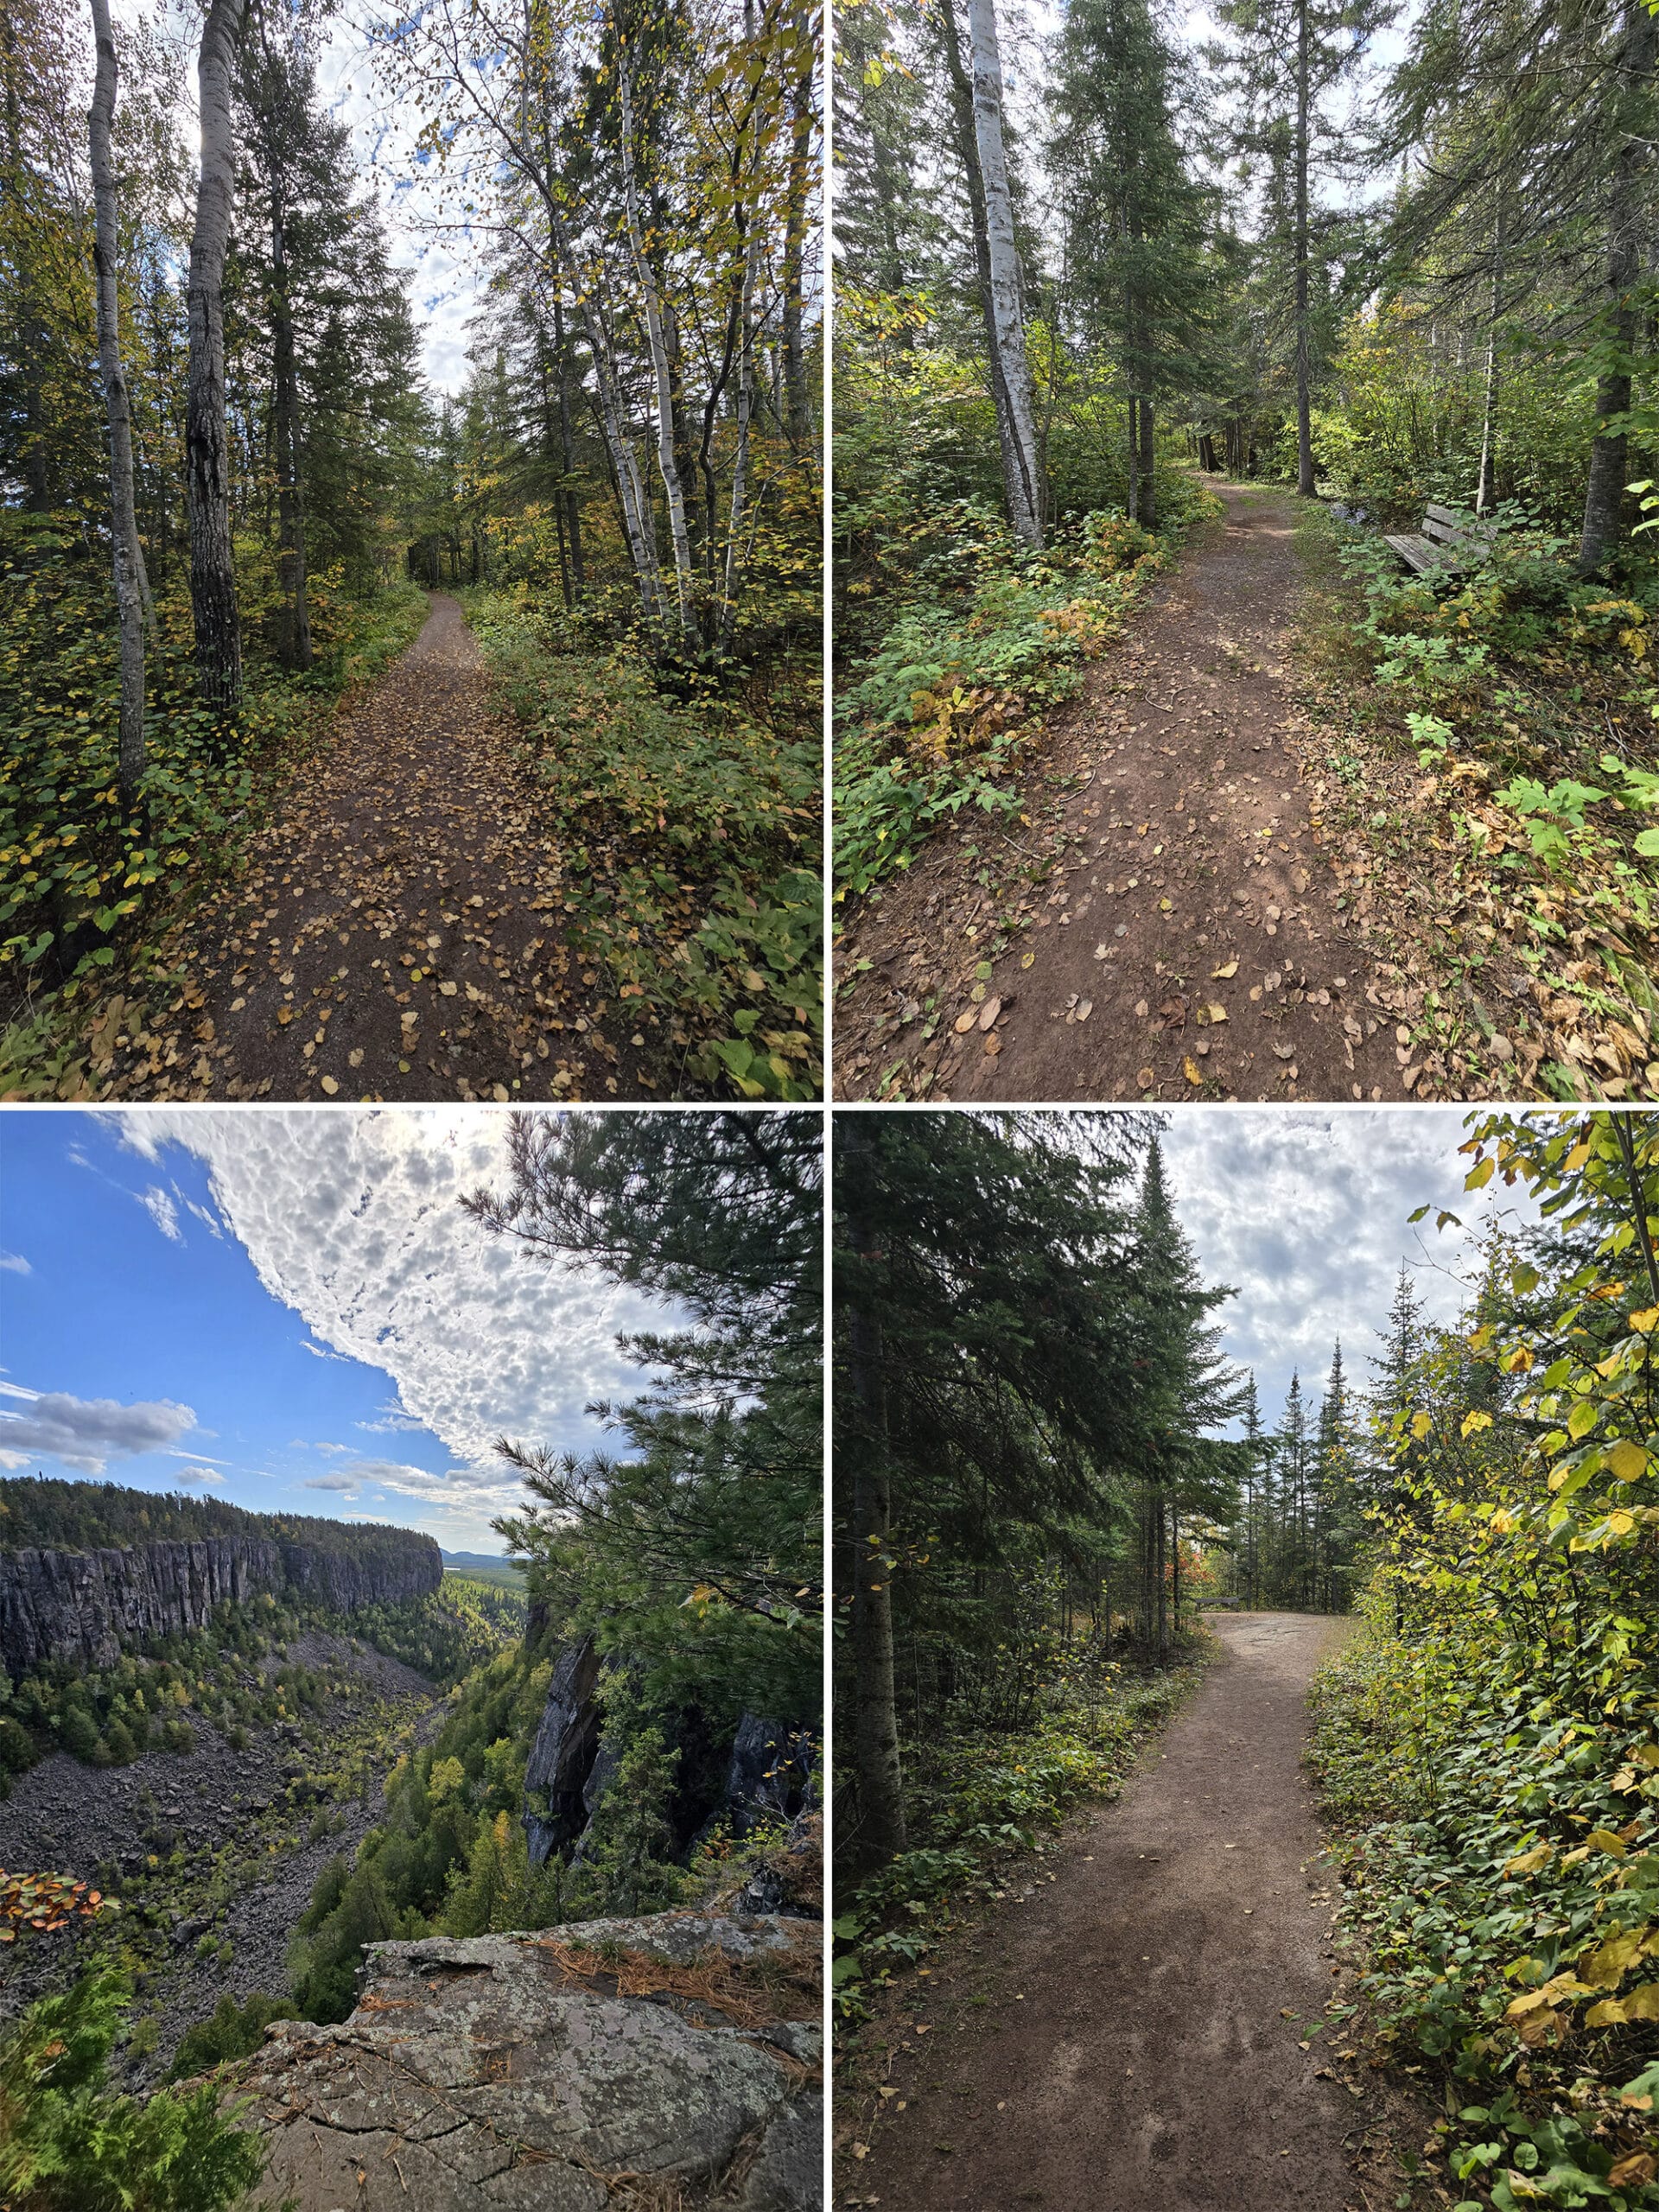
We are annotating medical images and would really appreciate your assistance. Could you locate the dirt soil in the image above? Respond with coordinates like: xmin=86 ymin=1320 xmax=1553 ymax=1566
xmin=835 ymin=483 xmax=1419 ymax=1103
xmin=837 ymin=1613 xmax=1437 ymax=2212
xmin=96 ymin=594 xmax=664 ymax=1103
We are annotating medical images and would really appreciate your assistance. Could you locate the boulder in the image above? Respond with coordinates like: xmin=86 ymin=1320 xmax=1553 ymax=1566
xmin=228 ymin=1914 xmax=822 ymax=2211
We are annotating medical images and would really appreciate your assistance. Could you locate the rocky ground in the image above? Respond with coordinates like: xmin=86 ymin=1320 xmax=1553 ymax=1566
xmin=231 ymin=1913 xmax=823 ymax=2212
xmin=0 ymin=1630 xmax=441 ymax=2077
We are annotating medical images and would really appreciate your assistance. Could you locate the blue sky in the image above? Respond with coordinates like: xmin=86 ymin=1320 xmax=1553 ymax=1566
xmin=0 ymin=1110 xmax=672 ymax=1548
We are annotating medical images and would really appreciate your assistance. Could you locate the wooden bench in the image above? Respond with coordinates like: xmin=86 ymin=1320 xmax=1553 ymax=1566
xmin=1383 ymin=504 xmax=1497 ymax=575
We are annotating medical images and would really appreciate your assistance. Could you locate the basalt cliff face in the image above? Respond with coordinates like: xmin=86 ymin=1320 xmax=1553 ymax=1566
xmin=0 ymin=1530 xmax=442 ymax=1675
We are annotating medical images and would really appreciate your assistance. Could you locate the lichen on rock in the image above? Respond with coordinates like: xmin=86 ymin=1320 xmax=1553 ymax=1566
xmin=229 ymin=1912 xmax=822 ymax=2209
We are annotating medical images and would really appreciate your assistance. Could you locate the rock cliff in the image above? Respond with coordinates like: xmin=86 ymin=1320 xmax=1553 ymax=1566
xmin=230 ymin=1913 xmax=822 ymax=2210
xmin=0 ymin=1529 xmax=442 ymax=1675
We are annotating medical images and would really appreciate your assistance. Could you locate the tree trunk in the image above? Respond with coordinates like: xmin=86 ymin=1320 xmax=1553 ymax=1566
xmin=846 ymin=1218 xmax=906 ymax=1876
xmin=615 ymin=43 xmax=698 ymax=642
xmin=1137 ymin=373 xmax=1155 ymax=528
xmin=1127 ymin=391 xmax=1139 ymax=524
xmin=1293 ymin=0 xmax=1315 ymax=499
xmin=1579 ymin=0 xmax=1656 ymax=575
xmin=552 ymin=290 xmax=585 ymax=593
xmin=779 ymin=23 xmax=814 ymax=448
xmin=187 ymin=0 xmax=246 ymax=714
xmin=89 ymin=0 xmax=146 ymax=807
xmin=967 ymin=0 xmax=1043 ymax=543
xmin=938 ymin=0 xmax=1026 ymax=538
xmin=1478 ymin=203 xmax=1503 ymax=512
xmin=270 ymin=194 xmax=311 ymax=671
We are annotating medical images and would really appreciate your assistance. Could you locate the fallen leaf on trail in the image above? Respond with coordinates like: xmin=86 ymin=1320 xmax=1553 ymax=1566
xmin=1021 ymin=951 xmax=1035 ymax=969
xmin=439 ymin=981 xmax=459 ymax=996
xmin=1274 ymin=1042 xmax=1294 ymax=1058
xmin=1211 ymin=959 xmax=1238 ymax=978
xmin=276 ymin=1007 xmax=294 ymax=1026
xmin=1206 ymin=1003 xmax=1228 ymax=1022
xmin=320 ymin=1076 xmax=339 ymax=1096
xmin=954 ymin=1011 xmax=976 ymax=1033
xmin=348 ymin=1049 xmax=364 ymax=1068
xmin=984 ymin=1033 xmax=1002 ymax=1056
xmin=978 ymin=995 xmax=1001 ymax=1031
xmin=1137 ymin=1065 xmax=1154 ymax=1087
xmin=1075 ymin=1000 xmax=1092 ymax=1021
xmin=1184 ymin=1057 xmax=1203 ymax=1084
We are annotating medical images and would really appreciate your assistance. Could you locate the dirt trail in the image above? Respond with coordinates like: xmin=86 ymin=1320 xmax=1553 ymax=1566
xmin=837 ymin=482 xmax=1414 ymax=1103
xmin=841 ymin=1613 xmax=1402 ymax=2212
xmin=105 ymin=594 xmax=658 ymax=1102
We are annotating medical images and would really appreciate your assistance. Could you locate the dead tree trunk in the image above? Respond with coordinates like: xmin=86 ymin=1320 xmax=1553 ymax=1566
xmin=967 ymin=0 xmax=1042 ymax=543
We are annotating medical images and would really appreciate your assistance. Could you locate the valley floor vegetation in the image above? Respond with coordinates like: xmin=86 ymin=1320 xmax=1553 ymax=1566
xmin=835 ymin=0 xmax=1659 ymax=1100
xmin=2 ymin=0 xmax=822 ymax=1104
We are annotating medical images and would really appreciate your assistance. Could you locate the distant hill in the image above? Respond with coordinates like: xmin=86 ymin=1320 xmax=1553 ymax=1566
xmin=441 ymin=1550 xmax=526 ymax=1589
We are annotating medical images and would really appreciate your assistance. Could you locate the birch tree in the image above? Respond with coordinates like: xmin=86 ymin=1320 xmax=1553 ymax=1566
xmin=87 ymin=0 xmax=146 ymax=804
xmin=967 ymin=0 xmax=1043 ymax=543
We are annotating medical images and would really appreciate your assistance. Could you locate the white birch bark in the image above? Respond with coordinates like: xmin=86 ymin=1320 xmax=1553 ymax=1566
xmin=968 ymin=0 xmax=1041 ymax=545
xmin=615 ymin=40 xmax=698 ymax=643
xmin=88 ymin=0 xmax=146 ymax=804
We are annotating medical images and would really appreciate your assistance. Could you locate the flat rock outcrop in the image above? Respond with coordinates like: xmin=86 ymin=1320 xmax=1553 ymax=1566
xmin=0 ymin=1530 xmax=442 ymax=1675
xmin=230 ymin=1913 xmax=823 ymax=2210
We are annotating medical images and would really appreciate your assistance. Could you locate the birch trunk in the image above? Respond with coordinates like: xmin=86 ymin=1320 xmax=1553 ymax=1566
xmin=779 ymin=22 xmax=814 ymax=447
xmin=721 ymin=143 xmax=764 ymax=644
xmin=1579 ymin=0 xmax=1656 ymax=575
xmin=967 ymin=0 xmax=1042 ymax=544
xmin=938 ymin=0 xmax=1026 ymax=539
xmin=552 ymin=290 xmax=585 ymax=591
xmin=1293 ymin=0 xmax=1315 ymax=499
xmin=88 ymin=0 xmax=146 ymax=805
xmin=615 ymin=42 xmax=698 ymax=642
xmin=187 ymin=0 xmax=245 ymax=713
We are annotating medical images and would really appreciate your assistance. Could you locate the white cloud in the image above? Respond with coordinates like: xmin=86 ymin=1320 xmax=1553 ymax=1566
xmin=1157 ymin=1105 xmax=1545 ymax=1420
xmin=173 ymin=1465 xmax=224 ymax=1486
xmin=0 ymin=1252 xmax=29 ymax=1275
xmin=0 ymin=1382 xmax=39 ymax=1402
xmin=0 ymin=1390 xmax=197 ymax=1474
xmin=303 ymin=1472 xmax=361 ymax=1496
xmin=107 ymin=1109 xmax=676 ymax=1538
xmin=140 ymin=1185 xmax=182 ymax=1243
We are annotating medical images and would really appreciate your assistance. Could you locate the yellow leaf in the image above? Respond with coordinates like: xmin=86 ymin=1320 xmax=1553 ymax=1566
xmin=1411 ymin=1411 xmax=1433 ymax=1440
xmin=1462 ymin=1411 xmax=1493 ymax=1437
xmin=1183 ymin=1057 xmax=1203 ymax=1084
xmin=1211 ymin=960 xmax=1238 ymax=979
xmin=1624 ymin=1984 xmax=1659 ymax=2021
xmin=1585 ymin=1828 xmax=1630 ymax=1858
xmin=1609 ymin=1440 xmax=1647 ymax=1481
xmin=1206 ymin=1003 xmax=1228 ymax=1023
xmin=1630 ymin=1306 xmax=1659 ymax=1332
xmin=1567 ymin=1400 xmax=1599 ymax=1438
xmin=1503 ymin=1843 xmax=1554 ymax=1877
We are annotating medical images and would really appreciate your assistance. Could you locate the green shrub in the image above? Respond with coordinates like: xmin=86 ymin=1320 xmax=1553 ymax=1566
xmin=462 ymin=591 xmax=823 ymax=1099
xmin=0 ymin=1968 xmax=267 ymax=2211
xmin=168 ymin=1992 xmax=296 ymax=2082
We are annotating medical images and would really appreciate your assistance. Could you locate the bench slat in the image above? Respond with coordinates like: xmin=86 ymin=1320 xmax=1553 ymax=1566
xmin=1423 ymin=517 xmax=1462 ymax=543
xmin=1383 ymin=533 xmax=1440 ymax=573
xmin=1425 ymin=504 xmax=1464 ymax=525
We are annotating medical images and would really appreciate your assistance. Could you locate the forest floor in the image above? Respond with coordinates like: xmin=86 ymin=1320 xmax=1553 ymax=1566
xmin=835 ymin=481 xmax=1446 ymax=1102
xmin=835 ymin=1614 xmax=1443 ymax=2212
xmin=79 ymin=594 xmax=668 ymax=1103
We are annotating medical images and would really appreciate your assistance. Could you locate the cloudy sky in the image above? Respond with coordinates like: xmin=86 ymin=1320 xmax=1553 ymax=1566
xmin=1155 ymin=1107 xmax=1549 ymax=1421
xmin=0 ymin=1109 xmax=677 ymax=1548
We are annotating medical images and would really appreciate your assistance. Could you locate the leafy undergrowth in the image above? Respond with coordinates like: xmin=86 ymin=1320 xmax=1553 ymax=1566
xmin=462 ymin=588 xmax=823 ymax=1100
xmin=1290 ymin=503 xmax=1659 ymax=1101
xmin=832 ymin=1637 xmax=1210 ymax=2025
xmin=0 ymin=1968 xmax=268 ymax=2211
xmin=1310 ymin=1614 xmax=1659 ymax=2211
xmin=0 ymin=541 xmax=429 ymax=1101
xmin=834 ymin=489 xmax=1218 ymax=901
